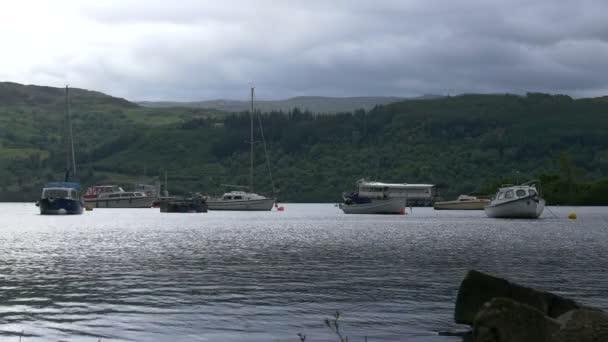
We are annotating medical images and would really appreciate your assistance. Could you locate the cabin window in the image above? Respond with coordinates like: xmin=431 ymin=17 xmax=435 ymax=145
xmin=529 ymin=189 xmax=537 ymax=196
xmin=109 ymin=194 xmax=120 ymax=198
xmin=516 ymin=189 xmax=526 ymax=197
xmin=224 ymin=196 xmax=232 ymax=200
xmin=234 ymin=196 xmax=243 ymax=200
xmin=505 ymin=190 xmax=514 ymax=199
xmin=497 ymin=192 xmax=505 ymax=200
xmin=43 ymin=189 xmax=69 ymax=198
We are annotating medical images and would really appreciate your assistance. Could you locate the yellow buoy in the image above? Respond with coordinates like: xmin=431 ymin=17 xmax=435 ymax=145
xmin=85 ymin=205 xmax=94 ymax=211
xmin=568 ymin=213 xmax=577 ymax=220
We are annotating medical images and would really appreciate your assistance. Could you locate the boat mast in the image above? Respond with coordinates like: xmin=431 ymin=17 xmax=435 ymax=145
xmin=65 ymin=86 xmax=70 ymax=177
xmin=250 ymin=87 xmax=254 ymax=193
xmin=65 ymin=85 xmax=77 ymax=179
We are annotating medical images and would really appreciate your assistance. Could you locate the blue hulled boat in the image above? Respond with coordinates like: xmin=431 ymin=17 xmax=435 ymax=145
xmin=37 ymin=182 xmax=84 ymax=215
xmin=37 ymin=85 xmax=84 ymax=215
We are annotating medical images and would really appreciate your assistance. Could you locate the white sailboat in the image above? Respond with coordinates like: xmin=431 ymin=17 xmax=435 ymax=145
xmin=207 ymin=88 xmax=275 ymax=211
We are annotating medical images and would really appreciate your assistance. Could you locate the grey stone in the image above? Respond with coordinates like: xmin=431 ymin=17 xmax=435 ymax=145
xmin=455 ymin=270 xmax=582 ymax=325
xmin=554 ymin=309 xmax=608 ymax=342
xmin=473 ymin=298 xmax=560 ymax=342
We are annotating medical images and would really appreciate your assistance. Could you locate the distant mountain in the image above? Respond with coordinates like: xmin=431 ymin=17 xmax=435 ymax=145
xmin=138 ymin=96 xmax=439 ymax=113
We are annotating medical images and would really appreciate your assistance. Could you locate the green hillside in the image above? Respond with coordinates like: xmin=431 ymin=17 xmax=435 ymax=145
xmin=1 ymin=83 xmax=607 ymax=204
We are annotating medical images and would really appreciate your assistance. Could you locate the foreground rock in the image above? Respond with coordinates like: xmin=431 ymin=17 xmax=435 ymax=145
xmin=454 ymin=270 xmax=608 ymax=342
xmin=455 ymin=270 xmax=581 ymax=325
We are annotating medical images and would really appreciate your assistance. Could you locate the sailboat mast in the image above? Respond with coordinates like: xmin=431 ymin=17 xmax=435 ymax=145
xmin=250 ymin=87 xmax=254 ymax=192
xmin=65 ymin=86 xmax=70 ymax=175
xmin=66 ymin=85 xmax=77 ymax=177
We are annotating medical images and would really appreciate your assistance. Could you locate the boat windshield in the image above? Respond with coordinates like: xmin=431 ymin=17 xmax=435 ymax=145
xmin=43 ymin=189 xmax=70 ymax=198
xmin=497 ymin=192 xmax=505 ymax=200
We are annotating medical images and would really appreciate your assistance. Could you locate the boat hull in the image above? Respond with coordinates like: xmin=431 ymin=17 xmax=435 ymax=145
xmin=433 ymin=200 xmax=489 ymax=210
xmin=85 ymin=196 xmax=156 ymax=208
xmin=160 ymin=198 xmax=207 ymax=213
xmin=38 ymin=198 xmax=84 ymax=215
xmin=207 ymin=198 xmax=275 ymax=211
xmin=339 ymin=197 xmax=405 ymax=214
xmin=484 ymin=197 xmax=545 ymax=218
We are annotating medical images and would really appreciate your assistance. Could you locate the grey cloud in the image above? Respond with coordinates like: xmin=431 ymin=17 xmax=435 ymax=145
xmin=10 ymin=0 xmax=608 ymax=101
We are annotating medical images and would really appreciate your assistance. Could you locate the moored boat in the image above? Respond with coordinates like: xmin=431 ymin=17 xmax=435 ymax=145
xmin=207 ymin=191 xmax=275 ymax=211
xmin=206 ymin=88 xmax=275 ymax=211
xmin=484 ymin=181 xmax=545 ymax=218
xmin=84 ymin=185 xmax=156 ymax=208
xmin=433 ymin=195 xmax=490 ymax=210
xmin=339 ymin=182 xmax=406 ymax=215
xmin=339 ymin=195 xmax=405 ymax=214
xmin=37 ymin=182 xmax=84 ymax=215
xmin=160 ymin=195 xmax=208 ymax=213
xmin=37 ymin=85 xmax=84 ymax=215
xmin=355 ymin=179 xmax=436 ymax=206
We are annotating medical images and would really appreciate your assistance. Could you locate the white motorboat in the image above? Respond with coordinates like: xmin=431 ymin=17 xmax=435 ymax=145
xmin=84 ymin=185 xmax=156 ymax=208
xmin=207 ymin=191 xmax=275 ymax=211
xmin=484 ymin=181 xmax=545 ymax=218
xmin=433 ymin=195 xmax=490 ymax=210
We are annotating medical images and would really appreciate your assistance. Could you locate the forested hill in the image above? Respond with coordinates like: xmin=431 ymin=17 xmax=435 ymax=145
xmin=0 ymin=82 xmax=136 ymax=109
xmin=1 ymin=84 xmax=607 ymax=204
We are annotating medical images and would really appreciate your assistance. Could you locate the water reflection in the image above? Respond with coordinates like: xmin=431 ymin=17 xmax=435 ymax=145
xmin=0 ymin=204 xmax=607 ymax=341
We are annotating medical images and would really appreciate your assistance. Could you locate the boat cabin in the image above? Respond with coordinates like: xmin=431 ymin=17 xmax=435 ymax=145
xmin=356 ymin=179 xmax=436 ymax=206
xmin=494 ymin=186 xmax=538 ymax=202
xmin=103 ymin=192 xmax=147 ymax=199
xmin=220 ymin=191 xmax=266 ymax=201
xmin=84 ymin=185 xmax=148 ymax=199
xmin=41 ymin=182 xmax=81 ymax=200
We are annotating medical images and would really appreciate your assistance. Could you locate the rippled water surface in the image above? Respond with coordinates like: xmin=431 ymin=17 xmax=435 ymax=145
xmin=1 ymin=203 xmax=608 ymax=341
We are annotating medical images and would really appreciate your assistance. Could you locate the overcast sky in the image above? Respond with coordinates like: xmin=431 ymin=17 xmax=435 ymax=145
xmin=1 ymin=0 xmax=607 ymax=101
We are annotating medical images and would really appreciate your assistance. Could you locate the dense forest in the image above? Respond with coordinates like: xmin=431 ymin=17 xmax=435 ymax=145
xmin=1 ymin=82 xmax=607 ymax=204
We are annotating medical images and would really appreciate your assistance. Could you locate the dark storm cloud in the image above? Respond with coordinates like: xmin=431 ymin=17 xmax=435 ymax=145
xmin=5 ymin=0 xmax=608 ymax=100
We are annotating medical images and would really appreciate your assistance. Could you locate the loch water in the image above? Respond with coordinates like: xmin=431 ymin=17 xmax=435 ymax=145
xmin=1 ymin=203 xmax=607 ymax=341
